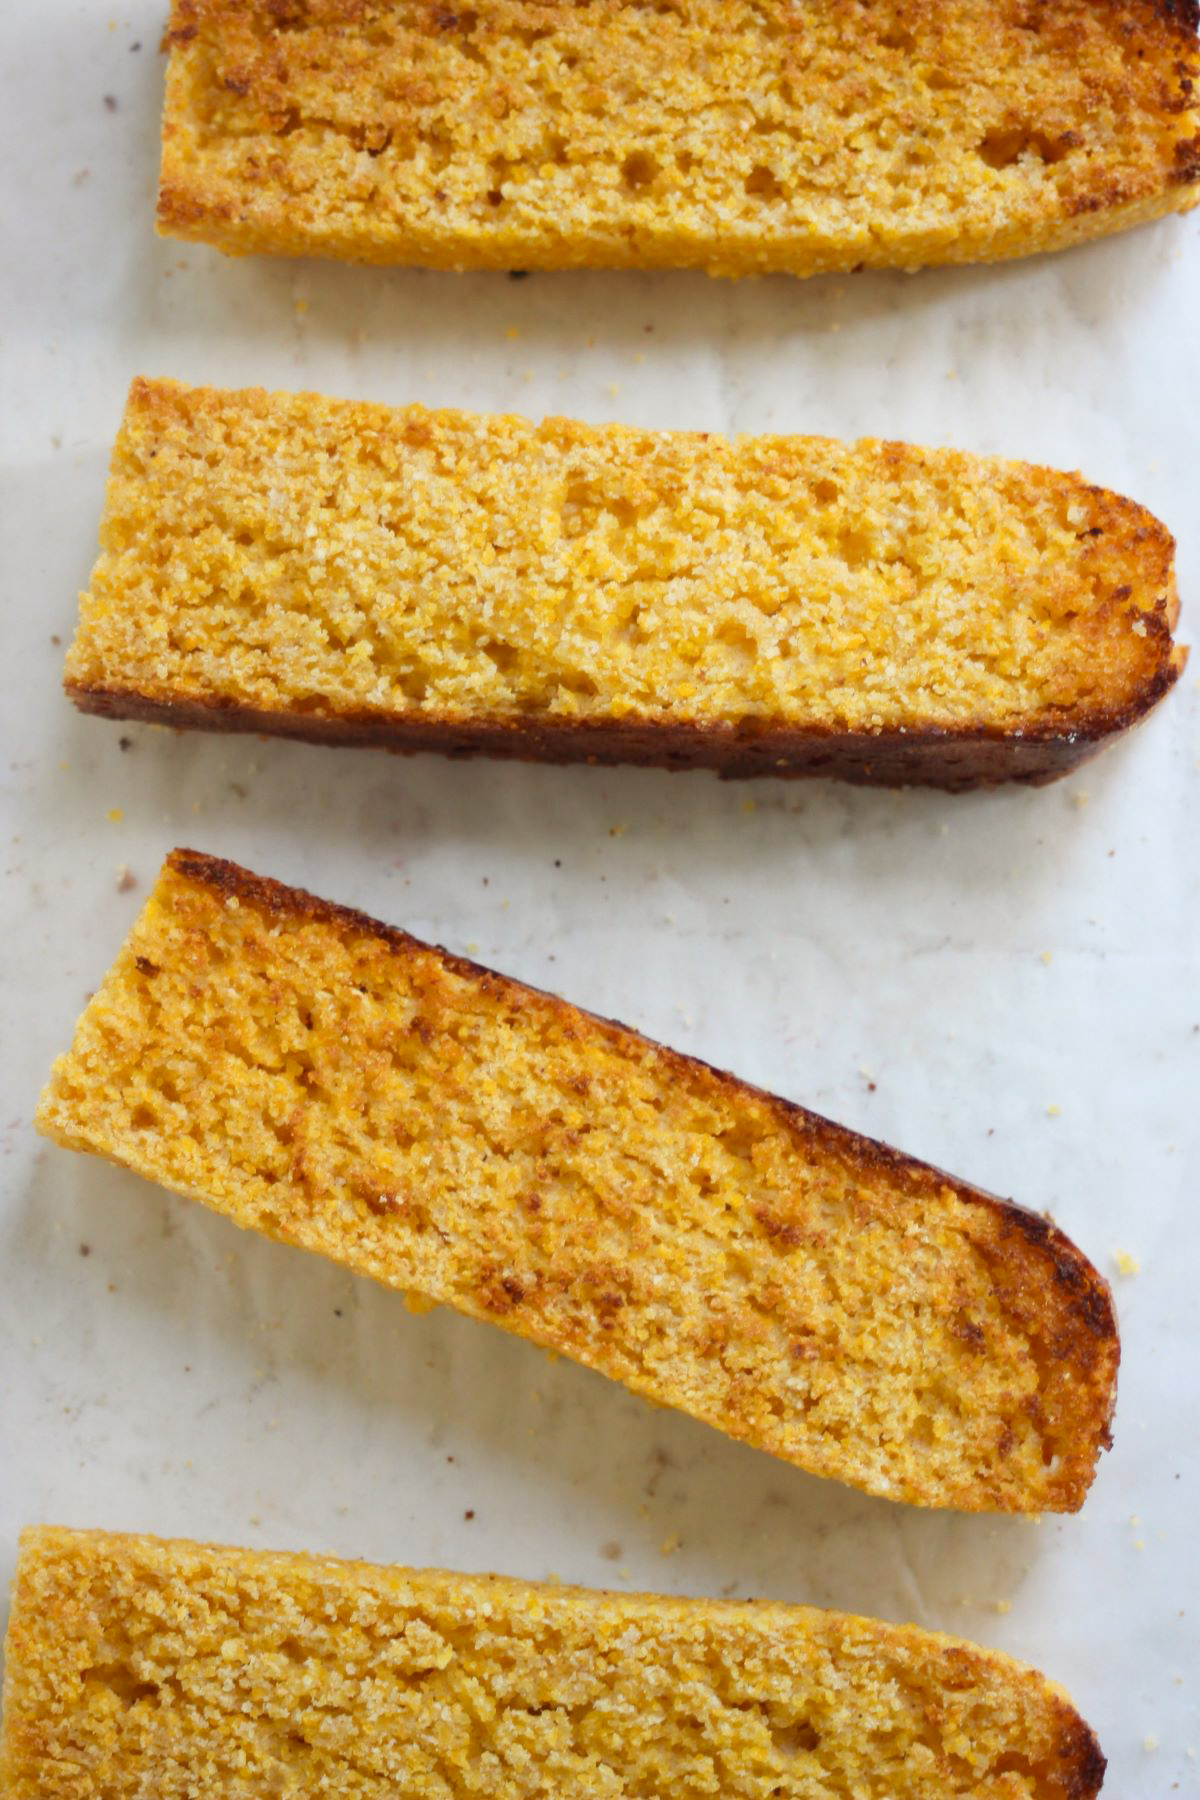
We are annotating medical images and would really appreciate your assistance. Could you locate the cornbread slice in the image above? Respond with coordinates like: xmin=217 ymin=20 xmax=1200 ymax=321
xmin=0 ymin=1529 xmax=1106 ymax=1800
xmin=36 ymin=851 xmax=1118 ymax=1514
xmin=68 ymin=380 xmax=1183 ymax=790
xmin=156 ymin=0 xmax=1200 ymax=276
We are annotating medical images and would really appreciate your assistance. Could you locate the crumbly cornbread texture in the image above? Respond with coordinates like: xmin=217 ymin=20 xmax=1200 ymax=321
xmin=36 ymin=851 xmax=1119 ymax=1513
xmin=67 ymin=380 xmax=1182 ymax=789
xmin=0 ymin=1530 xmax=1106 ymax=1800
xmin=156 ymin=0 xmax=1200 ymax=274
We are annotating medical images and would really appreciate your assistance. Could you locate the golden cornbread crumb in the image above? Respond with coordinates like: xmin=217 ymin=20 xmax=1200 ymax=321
xmin=35 ymin=851 xmax=1119 ymax=1514
xmin=156 ymin=0 xmax=1200 ymax=275
xmin=67 ymin=379 xmax=1183 ymax=790
xmin=0 ymin=1528 xmax=1106 ymax=1799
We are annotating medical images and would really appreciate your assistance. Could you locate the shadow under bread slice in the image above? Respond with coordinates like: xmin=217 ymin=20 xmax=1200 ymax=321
xmin=156 ymin=0 xmax=1199 ymax=276
xmin=0 ymin=1527 xmax=1107 ymax=1799
xmin=36 ymin=850 xmax=1117 ymax=1514
xmin=65 ymin=379 xmax=1184 ymax=791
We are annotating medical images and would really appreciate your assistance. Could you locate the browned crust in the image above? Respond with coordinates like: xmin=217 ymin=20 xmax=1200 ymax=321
xmin=161 ymin=0 xmax=1199 ymax=49
xmin=164 ymin=847 xmax=1120 ymax=1508
xmin=1054 ymin=1710 xmax=1109 ymax=1800
xmin=67 ymin=648 xmax=1183 ymax=792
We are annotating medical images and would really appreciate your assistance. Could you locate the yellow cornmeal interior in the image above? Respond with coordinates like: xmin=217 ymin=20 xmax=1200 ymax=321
xmin=35 ymin=853 xmax=1116 ymax=1515
xmin=158 ymin=0 xmax=1200 ymax=273
xmin=70 ymin=379 xmax=1174 ymax=738
xmin=1 ymin=1530 xmax=1098 ymax=1800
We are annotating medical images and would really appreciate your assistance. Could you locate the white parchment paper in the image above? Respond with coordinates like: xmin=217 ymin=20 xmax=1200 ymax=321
xmin=1 ymin=6 xmax=1198 ymax=1788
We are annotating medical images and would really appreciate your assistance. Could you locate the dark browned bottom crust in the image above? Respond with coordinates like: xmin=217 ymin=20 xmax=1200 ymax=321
xmin=1056 ymin=1715 xmax=1109 ymax=1800
xmin=68 ymin=681 xmax=1178 ymax=790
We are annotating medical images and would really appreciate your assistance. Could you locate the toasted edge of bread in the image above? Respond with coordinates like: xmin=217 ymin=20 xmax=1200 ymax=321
xmin=66 ymin=672 xmax=1181 ymax=789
